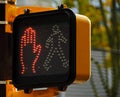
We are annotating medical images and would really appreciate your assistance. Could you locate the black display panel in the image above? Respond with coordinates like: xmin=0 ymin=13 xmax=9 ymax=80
xmin=18 ymin=14 xmax=69 ymax=76
xmin=13 ymin=9 xmax=76 ymax=89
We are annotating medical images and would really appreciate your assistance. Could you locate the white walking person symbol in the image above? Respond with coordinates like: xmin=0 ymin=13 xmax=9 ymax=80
xmin=43 ymin=25 xmax=69 ymax=71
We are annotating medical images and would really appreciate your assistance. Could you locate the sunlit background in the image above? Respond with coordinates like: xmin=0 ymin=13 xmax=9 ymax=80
xmin=17 ymin=0 xmax=62 ymax=7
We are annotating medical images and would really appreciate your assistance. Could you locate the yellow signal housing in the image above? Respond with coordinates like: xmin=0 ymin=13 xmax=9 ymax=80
xmin=5 ymin=4 xmax=55 ymax=33
xmin=75 ymin=14 xmax=91 ymax=83
xmin=5 ymin=3 xmax=91 ymax=97
xmin=6 ymin=81 xmax=59 ymax=97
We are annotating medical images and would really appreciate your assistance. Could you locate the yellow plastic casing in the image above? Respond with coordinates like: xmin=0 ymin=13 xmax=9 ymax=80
xmin=5 ymin=4 xmax=55 ymax=33
xmin=6 ymin=81 xmax=59 ymax=97
xmin=6 ymin=14 xmax=91 ymax=97
xmin=6 ymin=5 xmax=91 ymax=82
xmin=5 ymin=5 xmax=91 ymax=97
xmin=75 ymin=14 xmax=91 ymax=83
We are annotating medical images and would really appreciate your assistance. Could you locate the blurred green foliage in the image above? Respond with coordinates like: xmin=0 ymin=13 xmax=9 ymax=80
xmin=63 ymin=0 xmax=120 ymax=97
xmin=64 ymin=0 xmax=120 ymax=50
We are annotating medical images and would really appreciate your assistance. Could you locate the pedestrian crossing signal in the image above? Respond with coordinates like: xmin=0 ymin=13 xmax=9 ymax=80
xmin=12 ymin=8 xmax=76 ymax=90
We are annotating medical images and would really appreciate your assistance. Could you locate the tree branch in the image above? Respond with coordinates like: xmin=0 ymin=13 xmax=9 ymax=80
xmin=99 ymin=0 xmax=112 ymax=47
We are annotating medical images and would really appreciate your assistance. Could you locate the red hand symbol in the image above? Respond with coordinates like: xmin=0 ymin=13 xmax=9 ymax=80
xmin=20 ymin=27 xmax=42 ymax=74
